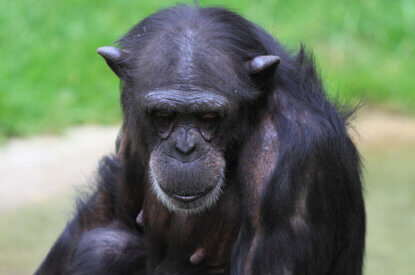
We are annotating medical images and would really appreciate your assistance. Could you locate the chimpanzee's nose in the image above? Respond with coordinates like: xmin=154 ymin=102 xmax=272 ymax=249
xmin=171 ymin=127 xmax=201 ymax=163
xmin=175 ymin=128 xmax=196 ymax=155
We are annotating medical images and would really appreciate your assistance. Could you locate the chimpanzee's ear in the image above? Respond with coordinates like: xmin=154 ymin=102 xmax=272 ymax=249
xmin=246 ymin=55 xmax=280 ymax=86
xmin=97 ymin=46 xmax=129 ymax=79
xmin=246 ymin=55 xmax=280 ymax=75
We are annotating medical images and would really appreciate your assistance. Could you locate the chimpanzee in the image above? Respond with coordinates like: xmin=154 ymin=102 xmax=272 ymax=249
xmin=36 ymin=4 xmax=365 ymax=275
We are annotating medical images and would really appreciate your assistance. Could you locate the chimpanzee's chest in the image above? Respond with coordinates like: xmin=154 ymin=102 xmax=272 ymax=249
xmin=142 ymin=184 xmax=241 ymax=272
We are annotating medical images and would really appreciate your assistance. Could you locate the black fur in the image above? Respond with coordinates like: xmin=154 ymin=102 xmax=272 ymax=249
xmin=36 ymin=4 xmax=365 ymax=275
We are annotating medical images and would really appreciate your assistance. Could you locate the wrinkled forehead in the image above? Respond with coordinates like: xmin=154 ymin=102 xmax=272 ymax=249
xmin=141 ymin=90 xmax=231 ymax=115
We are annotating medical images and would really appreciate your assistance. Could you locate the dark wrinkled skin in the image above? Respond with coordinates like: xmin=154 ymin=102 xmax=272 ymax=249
xmin=36 ymin=5 xmax=365 ymax=275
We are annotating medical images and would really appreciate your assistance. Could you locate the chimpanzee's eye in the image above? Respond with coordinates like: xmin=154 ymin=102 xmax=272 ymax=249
xmin=154 ymin=110 xmax=174 ymax=118
xmin=151 ymin=110 xmax=175 ymax=138
xmin=198 ymin=112 xmax=220 ymax=140
xmin=200 ymin=112 xmax=219 ymax=120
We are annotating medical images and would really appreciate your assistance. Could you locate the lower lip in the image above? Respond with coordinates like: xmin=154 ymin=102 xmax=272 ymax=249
xmin=165 ymin=186 xmax=214 ymax=203
xmin=170 ymin=193 xmax=201 ymax=202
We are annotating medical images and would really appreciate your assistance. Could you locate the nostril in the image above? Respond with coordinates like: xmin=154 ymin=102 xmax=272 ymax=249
xmin=175 ymin=142 xmax=196 ymax=155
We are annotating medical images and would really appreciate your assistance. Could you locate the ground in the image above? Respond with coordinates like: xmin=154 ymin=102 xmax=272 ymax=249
xmin=0 ymin=126 xmax=119 ymax=212
xmin=0 ymin=107 xmax=414 ymax=274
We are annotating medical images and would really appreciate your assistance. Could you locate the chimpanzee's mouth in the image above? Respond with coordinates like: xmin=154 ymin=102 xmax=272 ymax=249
xmin=162 ymin=187 xmax=215 ymax=203
xmin=152 ymin=180 xmax=222 ymax=213
xmin=149 ymin=150 xmax=226 ymax=214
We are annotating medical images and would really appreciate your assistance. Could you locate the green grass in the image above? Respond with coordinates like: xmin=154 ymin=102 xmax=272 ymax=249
xmin=1 ymin=0 xmax=414 ymax=141
xmin=0 ymin=146 xmax=414 ymax=274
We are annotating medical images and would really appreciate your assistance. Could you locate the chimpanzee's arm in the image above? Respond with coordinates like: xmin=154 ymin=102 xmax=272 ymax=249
xmin=231 ymin=101 xmax=365 ymax=274
xmin=36 ymin=220 xmax=147 ymax=275
xmin=35 ymin=155 xmax=147 ymax=275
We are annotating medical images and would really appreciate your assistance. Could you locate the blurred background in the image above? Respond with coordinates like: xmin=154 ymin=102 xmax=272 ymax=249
xmin=0 ymin=0 xmax=414 ymax=274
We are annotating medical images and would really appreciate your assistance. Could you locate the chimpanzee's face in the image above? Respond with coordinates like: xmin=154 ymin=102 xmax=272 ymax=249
xmin=140 ymin=89 xmax=231 ymax=213
xmin=96 ymin=19 xmax=279 ymax=214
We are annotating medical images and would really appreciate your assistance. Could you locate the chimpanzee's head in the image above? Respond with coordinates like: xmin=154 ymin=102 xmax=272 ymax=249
xmin=97 ymin=5 xmax=280 ymax=214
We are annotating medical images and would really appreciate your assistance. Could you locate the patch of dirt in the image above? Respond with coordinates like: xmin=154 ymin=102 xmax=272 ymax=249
xmin=0 ymin=126 xmax=119 ymax=213
xmin=349 ymin=107 xmax=415 ymax=151
xmin=0 ymin=107 xmax=414 ymax=213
